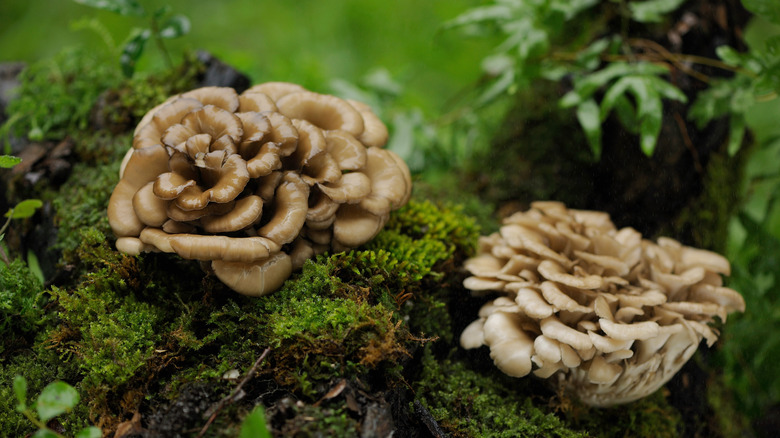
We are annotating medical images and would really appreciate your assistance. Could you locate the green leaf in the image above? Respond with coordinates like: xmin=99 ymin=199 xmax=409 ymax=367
xmin=560 ymin=62 xmax=668 ymax=108
xmin=642 ymin=76 xmax=687 ymax=102
xmin=477 ymin=68 xmax=515 ymax=106
xmin=599 ymin=76 xmax=635 ymax=120
xmin=638 ymin=98 xmax=663 ymax=156
xmin=688 ymin=79 xmax=738 ymax=128
xmin=6 ymin=199 xmax=43 ymax=219
xmin=742 ymin=0 xmax=780 ymax=25
xmin=555 ymin=0 xmax=600 ymax=20
xmin=613 ymin=94 xmax=639 ymax=134
xmin=766 ymin=35 xmax=780 ymax=57
xmin=32 ymin=430 xmax=60 ymax=438
xmin=0 ymin=155 xmax=22 ymax=168
xmin=72 ymin=0 xmax=144 ymax=16
xmin=576 ymin=38 xmax=612 ymax=71
xmin=159 ymin=15 xmax=191 ymax=39
xmin=120 ymin=28 xmax=151 ymax=77
xmin=75 ymin=427 xmax=103 ymax=438
xmin=481 ymin=53 xmax=514 ymax=76
xmin=239 ymin=406 xmax=272 ymax=438
xmin=716 ymin=45 xmax=745 ymax=67
xmin=27 ymin=249 xmax=45 ymax=285
xmin=629 ymin=0 xmax=687 ymax=23
xmin=728 ymin=114 xmax=747 ymax=156
xmin=152 ymin=5 xmax=172 ymax=20
xmin=13 ymin=376 xmax=27 ymax=410
xmin=442 ymin=5 xmax=514 ymax=29
xmin=576 ymin=99 xmax=603 ymax=159
xmin=36 ymin=381 xmax=80 ymax=422
xmin=756 ymin=61 xmax=780 ymax=94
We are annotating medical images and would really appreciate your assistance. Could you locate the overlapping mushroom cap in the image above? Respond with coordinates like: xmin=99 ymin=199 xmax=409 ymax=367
xmin=460 ymin=201 xmax=745 ymax=407
xmin=108 ymin=83 xmax=411 ymax=296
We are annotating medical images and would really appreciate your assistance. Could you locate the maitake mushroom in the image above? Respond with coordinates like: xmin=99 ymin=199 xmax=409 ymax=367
xmin=460 ymin=201 xmax=745 ymax=407
xmin=108 ymin=83 xmax=412 ymax=297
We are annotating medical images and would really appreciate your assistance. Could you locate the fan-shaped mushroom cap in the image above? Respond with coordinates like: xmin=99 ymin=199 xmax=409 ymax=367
xmin=324 ymin=130 xmax=367 ymax=170
xmin=169 ymin=234 xmax=280 ymax=263
xmin=201 ymin=195 xmax=263 ymax=233
xmin=482 ymin=312 xmax=534 ymax=377
xmin=257 ymin=172 xmax=309 ymax=245
xmin=239 ymin=92 xmax=279 ymax=113
xmin=133 ymin=182 xmax=169 ymax=227
xmin=333 ymin=204 xmax=388 ymax=248
xmin=359 ymin=147 xmax=412 ymax=216
xmin=244 ymin=82 xmax=306 ymax=101
xmin=108 ymin=144 xmax=171 ymax=237
xmin=180 ymin=86 xmax=239 ymax=112
xmin=318 ymin=172 xmax=371 ymax=203
xmin=346 ymin=99 xmax=388 ymax=147
xmin=109 ymin=82 xmax=412 ymax=297
xmin=212 ymin=252 xmax=292 ymax=297
xmin=133 ymin=98 xmax=203 ymax=149
xmin=115 ymin=237 xmax=151 ymax=255
xmin=276 ymin=91 xmax=364 ymax=137
xmin=459 ymin=201 xmax=745 ymax=407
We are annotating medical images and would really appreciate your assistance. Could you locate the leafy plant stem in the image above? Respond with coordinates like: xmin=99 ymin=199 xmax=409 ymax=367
xmin=551 ymin=40 xmax=756 ymax=81
xmin=0 ymin=212 xmax=13 ymax=238
xmin=20 ymin=408 xmax=65 ymax=438
xmin=150 ymin=16 xmax=173 ymax=70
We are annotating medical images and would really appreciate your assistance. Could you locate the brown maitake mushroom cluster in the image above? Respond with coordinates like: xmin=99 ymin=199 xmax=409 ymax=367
xmin=108 ymin=83 xmax=411 ymax=297
xmin=460 ymin=201 xmax=745 ymax=407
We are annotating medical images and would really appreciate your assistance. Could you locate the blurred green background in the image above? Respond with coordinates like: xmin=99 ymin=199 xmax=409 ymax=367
xmin=0 ymin=0 xmax=496 ymax=116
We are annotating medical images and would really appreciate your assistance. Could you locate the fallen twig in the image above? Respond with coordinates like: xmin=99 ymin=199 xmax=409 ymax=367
xmin=196 ymin=347 xmax=271 ymax=438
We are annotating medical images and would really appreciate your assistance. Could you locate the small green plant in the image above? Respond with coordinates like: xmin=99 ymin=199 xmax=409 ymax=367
xmin=0 ymin=48 xmax=120 ymax=145
xmin=72 ymin=0 xmax=191 ymax=77
xmin=0 ymin=156 xmax=43 ymax=277
xmin=239 ymin=405 xmax=272 ymax=438
xmin=12 ymin=376 xmax=100 ymax=438
xmin=445 ymin=0 xmax=780 ymax=159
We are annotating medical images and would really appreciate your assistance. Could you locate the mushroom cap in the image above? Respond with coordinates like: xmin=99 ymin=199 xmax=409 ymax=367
xmin=359 ymin=147 xmax=413 ymax=216
xmin=109 ymin=82 xmax=411 ymax=297
xmin=257 ymin=172 xmax=310 ymax=245
xmin=276 ymin=91 xmax=364 ymax=137
xmin=460 ymin=201 xmax=745 ymax=406
xmin=333 ymin=204 xmax=388 ymax=248
xmin=212 ymin=252 xmax=292 ymax=297
xmin=482 ymin=311 xmax=534 ymax=377
xmin=346 ymin=99 xmax=388 ymax=147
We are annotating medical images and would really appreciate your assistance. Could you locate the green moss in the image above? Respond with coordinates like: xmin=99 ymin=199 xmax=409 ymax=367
xmin=0 ymin=47 xmax=120 ymax=144
xmin=0 ymin=348 xmax=84 ymax=436
xmin=272 ymin=403 xmax=360 ymax=437
xmin=662 ymin=149 xmax=745 ymax=251
xmin=50 ymin=161 xmax=120 ymax=258
xmin=707 ymin=373 xmax=749 ymax=438
xmin=45 ymin=234 xmax=163 ymax=414
xmin=565 ymin=391 xmax=682 ymax=438
xmin=415 ymin=348 xmax=586 ymax=438
xmin=41 ymin=228 xmax=207 ymax=430
xmin=380 ymin=199 xmax=480 ymax=260
xmin=0 ymin=258 xmax=46 ymax=353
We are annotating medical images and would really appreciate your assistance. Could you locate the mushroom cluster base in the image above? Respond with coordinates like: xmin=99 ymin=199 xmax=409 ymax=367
xmin=460 ymin=201 xmax=745 ymax=407
xmin=108 ymin=83 xmax=412 ymax=296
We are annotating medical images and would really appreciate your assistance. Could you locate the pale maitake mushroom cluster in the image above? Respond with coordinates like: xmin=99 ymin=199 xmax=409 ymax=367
xmin=460 ymin=201 xmax=745 ymax=407
xmin=108 ymin=83 xmax=411 ymax=297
